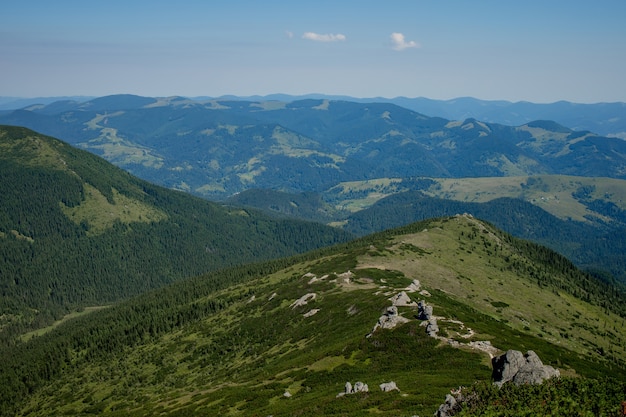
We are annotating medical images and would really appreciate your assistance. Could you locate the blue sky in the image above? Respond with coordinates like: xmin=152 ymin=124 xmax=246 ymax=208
xmin=2 ymin=0 xmax=625 ymax=103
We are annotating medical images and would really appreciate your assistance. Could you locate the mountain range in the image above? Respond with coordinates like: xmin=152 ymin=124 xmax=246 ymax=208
xmin=2 ymin=94 xmax=626 ymax=282
xmin=1 ymin=95 xmax=626 ymax=202
xmin=2 ymin=94 xmax=625 ymax=138
xmin=2 ymin=95 xmax=626 ymax=415
xmin=0 ymin=125 xmax=350 ymax=343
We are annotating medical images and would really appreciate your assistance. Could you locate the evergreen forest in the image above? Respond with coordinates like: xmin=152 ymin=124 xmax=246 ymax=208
xmin=0 ymin=125 xmax=352 ymax=344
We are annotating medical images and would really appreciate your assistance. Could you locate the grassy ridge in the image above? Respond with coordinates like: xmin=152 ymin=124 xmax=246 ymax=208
xmin=5 ymin=216 xmax=626 ymax=416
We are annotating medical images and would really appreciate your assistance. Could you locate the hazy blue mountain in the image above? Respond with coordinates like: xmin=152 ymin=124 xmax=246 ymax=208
xmin=0 ymin=96 xmax=95 ymax=111
xmin=5 ymin=94 xmax=624 ymax=137
xmin=2 ymin=95 xmax=625 ymax=201
xmin=209 ymin=94 xmax=626 ymax=138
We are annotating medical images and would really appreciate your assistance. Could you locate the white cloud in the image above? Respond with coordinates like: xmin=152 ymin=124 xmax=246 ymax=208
xmin=390 ymin=32 xmax=419 ymax=51
xmin=302 ymin=32 xmax=346 ymax=42
xmin=285 ymin=30 xmax=294 ymax=39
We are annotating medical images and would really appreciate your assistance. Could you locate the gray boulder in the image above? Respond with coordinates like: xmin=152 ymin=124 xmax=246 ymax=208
xmin=426 ymin=318 xmax=439 ymax=337
xmin=417 ymin=300 xmax=433 ymax=320
xmin=379 ymin=381 xmax=399 ymax=392
xmin=339 ymin=381 xmax=369 ymax=397
xmin=368 ymin=305 xmax=410 ymax=337
xmin=492 ymin=350 xmax=560 ymax=387
xmin=435 ymin=393 xmax=459 ymax=417
xmin=353 ymin=381 xmax=369 ymax=393
xmin=344 ymin=381 xmax=352 ymax=394
xmin=390 ymin=291 xmax=417 ymax=307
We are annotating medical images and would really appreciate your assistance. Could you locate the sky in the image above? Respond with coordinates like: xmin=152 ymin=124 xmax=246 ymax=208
xmin=2 ymin=0 xmax=625 ymax=103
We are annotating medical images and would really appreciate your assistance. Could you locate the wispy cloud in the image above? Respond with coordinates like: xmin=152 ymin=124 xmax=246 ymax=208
xmin=302 ymin=32 xmax=346 ymax=42
xmin=390 ymin=32 xmax=419 ymax=51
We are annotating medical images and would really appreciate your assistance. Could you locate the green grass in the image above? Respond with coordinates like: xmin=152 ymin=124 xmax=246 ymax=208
xmin=60 ymin=183 xmax=168 ymax=235
xmin=325 ymin=175 xmax=626 ymax=223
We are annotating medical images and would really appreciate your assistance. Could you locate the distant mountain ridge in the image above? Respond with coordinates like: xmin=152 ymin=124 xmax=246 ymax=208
xmin=169 ymin=94 xmax=626 ymax=138
xmin=226 ymin=94 xmax=626 ymax=138
xmin=2 ymin=94 xmax=626 ymax=202
xmin=2 ymin=93 xmax=624 ymax=137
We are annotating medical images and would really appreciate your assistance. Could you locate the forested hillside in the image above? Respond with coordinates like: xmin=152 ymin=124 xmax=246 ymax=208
xmin=0 ymin=125 xmax=352 ymax=343
xmin=2 ymin=215 xmax=625 ymax=416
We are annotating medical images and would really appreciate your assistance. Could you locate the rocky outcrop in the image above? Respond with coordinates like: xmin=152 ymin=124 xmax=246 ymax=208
xmin=367 ymin=305 xmax=410 ymax=337
xmin=305 ymin=272 xmax=330 ymax=284
xmin=406 ymin=279 xmax=420 ymax=292
xmin=492 ymin=350 xmax=560 ymax=387
xmin=435 ymin=350 xmax=560 ymax=415
xmin=389 ymin=291 xmax=417 ymax=307
xmin=337 ymin=271 xmax=354 ymax=284
xmin=417 ymin=300 xmax=433 ymax=320
xmin=435 ymin=393 xmax=460 ymax=417
xmin=303 ymin=308 xmax=320 ymax=317
xmin=290 ymin=293 xmax=316 ymax=309
xmin=425 ymin=317 xmax=439 ymax=337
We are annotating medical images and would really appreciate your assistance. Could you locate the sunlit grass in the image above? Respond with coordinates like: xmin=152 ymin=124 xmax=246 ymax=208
xmin=60 ymin=184 xmax=167 ymax=235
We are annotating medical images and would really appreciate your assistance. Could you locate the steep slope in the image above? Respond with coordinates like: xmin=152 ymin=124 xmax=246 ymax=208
xmin=3 ymin=216 xmax=625 ymax=416
xmin=2 ymin=95 xmax=626 ymax=200
xmin=0 ymin=125 xmax=352 ymax=343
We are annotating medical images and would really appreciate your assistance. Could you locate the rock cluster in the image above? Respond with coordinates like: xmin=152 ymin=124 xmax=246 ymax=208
xmin=492 ymin=350 xmax=560 ymax=386
xmin=417 ymin=300 xmax=439 ymax=337
xmin=337 ymin=381 xmax=369 ymax=397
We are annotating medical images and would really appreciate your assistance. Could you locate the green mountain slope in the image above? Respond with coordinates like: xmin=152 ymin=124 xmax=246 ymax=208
xmin=0 ymin=125 xmax=352 ymax=343
xmin=325 ymin=175 xmax=626 ymax=227
xmin=226 ymin=175 xmax=626 ymax=283
xmin=3 ymin=216 xmax=625 ymax=416
xmin=339 ymin=191 xmax=626 ymax=283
